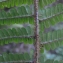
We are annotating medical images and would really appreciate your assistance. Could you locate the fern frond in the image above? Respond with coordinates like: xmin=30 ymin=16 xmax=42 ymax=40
xmin=0 ymin=0 xmax=33 ymax=8
xmin=40 ymin=54 xmax=63 ymax=63
xmin=40 ymin=29 xmax=63 ymax=50
xmin=0 ymin=53 xmax=33 ymax=63
xmin=0 ymin=26 xmax=34 ymax=45
xmin=0 ymin=5 xmax=34 ymax=25
xmin=39 ymin=3 xmax=63 ymax=31
xmin=0 ymin=0 xmax=55 ymax=9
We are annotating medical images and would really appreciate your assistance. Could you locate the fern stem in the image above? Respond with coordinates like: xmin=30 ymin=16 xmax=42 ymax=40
xmin=0 ymin=35 xmax=34 ymax=40
xmin=41 ymin=37 xmax=63 ymax=45
xmin=33 ymin=0 xmax=40 ymax=63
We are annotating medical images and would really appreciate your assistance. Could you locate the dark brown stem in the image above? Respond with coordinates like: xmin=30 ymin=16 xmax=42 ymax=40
xmin=33 ymin=0 xmax=40 ymax=63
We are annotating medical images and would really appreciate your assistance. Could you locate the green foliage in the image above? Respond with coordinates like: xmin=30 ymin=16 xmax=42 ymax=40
xmin=0 ymin=53 xmax=33 ymax=63
xmin=0 ymin=0 xmax=63 ymax=63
